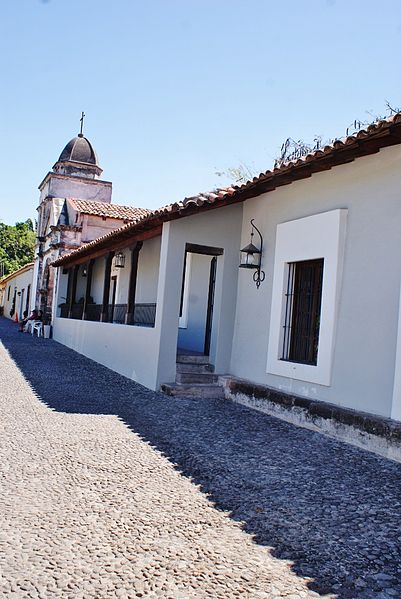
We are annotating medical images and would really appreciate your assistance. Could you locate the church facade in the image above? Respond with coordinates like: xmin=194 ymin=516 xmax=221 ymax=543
xmin=32 ymin=131 xmax=148 ymax=319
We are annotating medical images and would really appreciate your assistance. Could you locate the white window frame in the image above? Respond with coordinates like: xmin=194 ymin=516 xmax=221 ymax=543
xmin=266 ymin=209 xmax=347 ymax=386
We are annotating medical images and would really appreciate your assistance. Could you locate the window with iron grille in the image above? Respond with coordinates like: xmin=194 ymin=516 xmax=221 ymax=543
xmin=281 ymin=258 xmax=324 ymax=365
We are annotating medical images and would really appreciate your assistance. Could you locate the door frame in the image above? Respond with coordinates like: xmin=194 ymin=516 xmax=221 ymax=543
xmin=204 ymin=256 xmax=217 ymax=355
xmin=179 ymin=243 xmax=224 ymax=357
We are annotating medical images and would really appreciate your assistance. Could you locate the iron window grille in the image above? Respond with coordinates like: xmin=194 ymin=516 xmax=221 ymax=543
xmin=281 ymin=258 xmax=324 ymax=366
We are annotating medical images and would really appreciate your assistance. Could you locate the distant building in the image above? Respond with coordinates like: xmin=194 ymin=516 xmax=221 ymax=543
xmin=0 ymin=262 xmax=34 ymax=320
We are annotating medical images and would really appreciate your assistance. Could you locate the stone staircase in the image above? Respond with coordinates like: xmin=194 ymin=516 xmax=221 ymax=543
xmin=161 ymin=354 xmax=225 ymax=399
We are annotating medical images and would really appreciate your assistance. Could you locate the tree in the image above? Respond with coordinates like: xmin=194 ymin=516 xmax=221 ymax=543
xmin=0 ymin=219 xmax=36 ymax=277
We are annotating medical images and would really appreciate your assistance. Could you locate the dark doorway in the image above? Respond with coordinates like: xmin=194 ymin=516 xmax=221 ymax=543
xmin=19 ymin=289 xmax=25 ymax=319
xmin=26 ymin=284 xmax=31 ymax=313
xmin=178 ymin=244 xmax=223 ymax=358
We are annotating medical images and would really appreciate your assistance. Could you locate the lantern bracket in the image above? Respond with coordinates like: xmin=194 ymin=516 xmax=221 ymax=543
xmin=239 ymin=219 xmax=265 ymax=289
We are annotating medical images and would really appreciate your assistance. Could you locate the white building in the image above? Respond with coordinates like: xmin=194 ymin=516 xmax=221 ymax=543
xmin=0 ymin=262 xmax=34 ymax=321
xmin=51 ymin=113 xmax=401 ymax=459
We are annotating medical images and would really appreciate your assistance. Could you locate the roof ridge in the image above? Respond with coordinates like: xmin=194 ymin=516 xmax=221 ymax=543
xmin=67 ymin=197 xmax=150 ymax=211
xmin=242 ymin=111 xmax=401 ymax=187
xmin=52 ymin=111 xmax=401 ymax=269
xmin=0 ymin=261 xmax=35 ymax=283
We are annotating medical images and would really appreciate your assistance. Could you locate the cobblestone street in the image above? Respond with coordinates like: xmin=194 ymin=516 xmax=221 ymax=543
xmin=0 ymin=318 xmax=400 ymax=598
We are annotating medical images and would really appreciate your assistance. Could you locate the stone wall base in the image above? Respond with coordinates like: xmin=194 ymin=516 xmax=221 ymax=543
xmin=219 ymin=376 xmax=401 ymax=463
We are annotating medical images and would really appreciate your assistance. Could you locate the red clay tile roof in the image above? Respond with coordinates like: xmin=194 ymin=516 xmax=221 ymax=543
xmin=67 ymin=198 xmax=150 ymax=221
xmin=52 ymin=187 xmax=235 ymax=266
xmin=234 ymin=112 xmax=401 ymax=197
xmin=0 ymin=262 xmax=35 ymax=284
xmin=53 ymin=112 xmax=401 ymax=268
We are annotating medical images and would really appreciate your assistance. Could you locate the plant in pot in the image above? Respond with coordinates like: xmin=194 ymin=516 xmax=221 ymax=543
xmin=42 ymin=313 xmax=52 ymax=339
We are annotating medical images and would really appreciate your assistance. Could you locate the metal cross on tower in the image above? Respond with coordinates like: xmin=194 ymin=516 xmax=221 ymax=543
xmin=79 ymin=111 xmax=85 ymax=136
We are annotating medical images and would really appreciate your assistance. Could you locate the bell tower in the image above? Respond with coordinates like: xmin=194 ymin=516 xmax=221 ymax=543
xmin=32 ymin=121 xmax=113 ymax=315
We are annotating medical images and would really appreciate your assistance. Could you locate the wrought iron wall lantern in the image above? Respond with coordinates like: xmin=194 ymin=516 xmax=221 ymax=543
xmin=82 ymin=266 xmax=87 ymax=277
xmin=239 ymin=219 xmax=265 ymax=289
xmin=114 ymin=251 xmax=126 ymax=268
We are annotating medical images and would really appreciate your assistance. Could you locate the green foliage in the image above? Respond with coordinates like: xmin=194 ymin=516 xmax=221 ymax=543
xmin=0 ymin=219 xmax=36 ymax=277
xmin=215 ymin=162 xmax=256 ymax=185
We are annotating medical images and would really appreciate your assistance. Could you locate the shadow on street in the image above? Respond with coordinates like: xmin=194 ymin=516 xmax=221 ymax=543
xmin=2 ymin=317 xmax=401 ymax=598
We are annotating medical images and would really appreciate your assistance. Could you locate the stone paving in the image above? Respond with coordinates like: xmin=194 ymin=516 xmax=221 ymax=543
xmin=0 ymin=318 xmax=400 ymax=598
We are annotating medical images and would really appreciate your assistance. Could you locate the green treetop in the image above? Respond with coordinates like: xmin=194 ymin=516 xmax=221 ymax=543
xmin=0 ymin=219 xmax=36 ymax=278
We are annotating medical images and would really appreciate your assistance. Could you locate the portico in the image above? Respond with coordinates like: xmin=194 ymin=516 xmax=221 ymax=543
xmin=52 ymin=200 xmax=243 ymax=390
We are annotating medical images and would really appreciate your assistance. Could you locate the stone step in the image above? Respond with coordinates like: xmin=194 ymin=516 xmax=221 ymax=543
xmin=176 ymin=372 xmax=218 ymax=384
xmin=161 ymin=383 xmax=225 ymax=399
xmin=176 ymin=354 xmax=210 ymax=365
xmin=176 ymin=362 xmax=215 ymax=374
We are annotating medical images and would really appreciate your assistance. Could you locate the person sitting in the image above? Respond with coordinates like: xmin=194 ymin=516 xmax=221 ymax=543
xmin=19 ymin=309 xmax=38 ymax=333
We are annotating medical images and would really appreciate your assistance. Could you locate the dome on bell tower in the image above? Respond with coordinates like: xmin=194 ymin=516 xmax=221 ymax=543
xmin=58 ymin=134 xmax=99 ymax=166
xmin=53 ymin=132 xmax=103 ymax=179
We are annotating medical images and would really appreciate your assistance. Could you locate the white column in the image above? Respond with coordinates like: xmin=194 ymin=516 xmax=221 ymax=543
xmin=154 ymin=222 xmax=186 ymax=388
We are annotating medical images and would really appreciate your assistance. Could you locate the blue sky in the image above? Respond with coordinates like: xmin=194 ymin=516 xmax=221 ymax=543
xmin=1 ymin=0 xmax=400 ymax=225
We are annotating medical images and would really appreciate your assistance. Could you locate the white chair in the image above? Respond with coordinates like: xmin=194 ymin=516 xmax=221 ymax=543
xmin=32 ymin=321 xmax=43 ymax=337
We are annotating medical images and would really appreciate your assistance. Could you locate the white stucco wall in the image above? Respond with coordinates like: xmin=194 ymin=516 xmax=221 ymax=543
xmin=230 ymin=145 xmax=401 ymax=419
xmin=91 ymin=259 xmax=106 ymax=305
xmin=136 ymin=236 xmax=161 ymax=303
xmin=53 ymin=317 xmax=160 ymax=390
xmin=177 ymin=252 xmax=213 ymax=353
xmin=111 ymin=252 xmax=129 ymax=305
xmin=83 ymin=216 xmax=131 ymax=243
xmin=40 ymin=175 xmax=112 ymax=204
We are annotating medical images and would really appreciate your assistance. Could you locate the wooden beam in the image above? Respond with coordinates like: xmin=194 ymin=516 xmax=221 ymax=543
xmin=67 ymin=265 xmax=79 ymax=318
xmin=83 ymin=259 xmax=95 ymax=320
xmin=125 ymin=242 xmax=143 ymax=325
xmin=185 ymin=243 xmax=224 ymax=256
xmin=389 ymin=124 xmax=401 ymax=139
xmin=65 ymin=268 xmax=73 ymax=312
xmin=100 ymin=252 xmax=114 ymax=322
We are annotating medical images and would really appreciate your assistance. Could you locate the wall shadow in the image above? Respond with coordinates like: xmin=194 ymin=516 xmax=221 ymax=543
xmin=2 ymin=319 xmax=401 ymax=598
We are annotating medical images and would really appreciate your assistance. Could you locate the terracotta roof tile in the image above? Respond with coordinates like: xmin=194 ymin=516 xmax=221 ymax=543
xmin=52 ymin=187 xmax=235 ymax=266
xmin=236 ymin=112 xmax=401 ymax=192
xmin=53 ymin=112 xmax=401 ymax=268
xmin=67 ymin=198 xmax=150 ymax=221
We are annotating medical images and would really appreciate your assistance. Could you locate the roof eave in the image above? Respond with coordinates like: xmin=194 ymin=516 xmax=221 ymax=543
xmin=234 ymin=115 xmax=401 ymax=201
xmin=51 ymin=113 xmax=401 ymax=269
